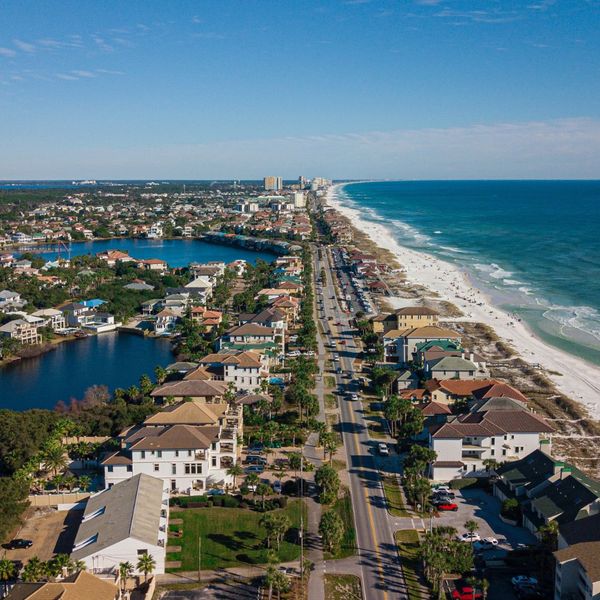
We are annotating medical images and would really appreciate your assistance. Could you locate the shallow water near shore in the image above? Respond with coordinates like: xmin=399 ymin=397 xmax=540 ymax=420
xmin=338 ymin=180 xmax=600 ymax=366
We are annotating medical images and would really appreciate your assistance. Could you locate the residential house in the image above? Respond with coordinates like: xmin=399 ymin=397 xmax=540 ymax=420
xmin=138 ymin=259 xmax=168 ymax=272
xmin=383 ymin=325 xmax=461 ymax=364
xmin=373 ymin=306 xmax=440 ymax=334
xmin=220 ymin=323 xmax=281 ymax=355
xmin=31 ymin=308 xmax=67 ymax=331
xmin=196 ymin=350 xmax=268 ymax=392
xmin=6 ymin=571 xmax=119 ymax=600
xmin=184 ymin=276 xmax=213 ymax=304
xmin=424 ymin=356 xmax=485 ymax=380
xmin=154 ymin=309 xmax=178 ymax=335
xmin=96 ymin=249 xmax=135 ymax=266
xmin=426 ymin=379 xmax=526 ymax=405
xmin=554 ymin=514 xmax=600 ymax=600
xmin=190 ymin=306 xmax=223 ymax=332
xmin=102 ymin=400 xmax=241 ymax=493
xmin=0 ymin=289 xmax=26 ymax=311
xmin=429 ymin=397 xmax=553 ymax=481
xmin=150 ymin=379 xmax=228 ymax=403
xmin=0 ymin=318 xmax=42 ymax=345
xmin=71 ymin=473 xmax=168 ymax=575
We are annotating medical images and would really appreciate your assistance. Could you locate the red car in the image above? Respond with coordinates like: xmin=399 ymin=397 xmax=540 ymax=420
xmin=436 ymin=502 xmax=459 ymax=511
xmin=452 ymin=586 xmax=482 ymax=600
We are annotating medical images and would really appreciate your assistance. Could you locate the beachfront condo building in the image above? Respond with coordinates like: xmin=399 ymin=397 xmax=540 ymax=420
xmin=264 ymin=175 xmax=283 ymax=191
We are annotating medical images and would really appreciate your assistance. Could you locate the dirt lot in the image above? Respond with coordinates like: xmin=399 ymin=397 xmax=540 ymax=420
xmin=3 ymin=508 xmax=82 ymax=562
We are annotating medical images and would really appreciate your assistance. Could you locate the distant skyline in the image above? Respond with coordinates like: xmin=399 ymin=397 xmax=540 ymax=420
xmin=1 ymin=0 xmax=599 ymax=179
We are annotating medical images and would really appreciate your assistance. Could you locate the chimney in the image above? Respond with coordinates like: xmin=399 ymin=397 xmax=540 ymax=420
xmin=470 ymin=352 xmax=475 ymax=362
xmin=461 ymin=351 xmax=465 ymax=359
xmin=560 ymin=466 xmax=573 ymax=480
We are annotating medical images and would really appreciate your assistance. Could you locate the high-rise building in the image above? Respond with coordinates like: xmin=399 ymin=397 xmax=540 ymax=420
xmin=293 ymin=191 xmax=307 ymax=209
xmin=298 ymin=176 xmax=307 ymax=188
xmin=264 ymin=176 xmax=283 ymax=191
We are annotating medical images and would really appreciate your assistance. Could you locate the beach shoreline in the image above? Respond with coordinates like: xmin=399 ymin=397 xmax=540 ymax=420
xmin=326 ymin=182 xmax=600 ymax=420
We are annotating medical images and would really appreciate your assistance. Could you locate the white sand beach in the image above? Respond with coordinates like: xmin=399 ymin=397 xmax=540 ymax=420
xmin=327 ymin=184 xmax=600 ymax=419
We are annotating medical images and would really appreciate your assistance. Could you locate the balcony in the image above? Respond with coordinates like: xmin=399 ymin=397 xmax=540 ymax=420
xmin=195 ymin=451 xmax=206 ymax=460
xmin=221 ymin=443 xmax=235 ymax=454
xmin=221 ymin=429 xmax=236 ymax=441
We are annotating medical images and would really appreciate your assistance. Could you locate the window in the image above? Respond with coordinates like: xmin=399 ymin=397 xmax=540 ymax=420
xmin=137 ymin=549 xmax=149 ymax=557
xmin=107 ymin=465 xmax=114 ymax=472
xmin=127 ymin=465 xmax=133 ymax=472
xmin=175 ymin=450 xmax=179 ymax=457
xmin=141 ymin=451 xmax=146 ymax=459
xmin=184 ymin=463 xmax=203 ymax=475
xmin=491 ymin=438 xmax=495 ymax=445
xmin=154 ymin=463 xmax=160 ymax=472
xmin=157 ymin=450 xmax=163 ymax=458
xmin=212 ymin=442 xmax=217 ymax=451
xmin=171 ymin=480 xmax=176 ymax=491
xmin=490 ymin=450 xmax=495 ymax=456
xmin=212 ymin=457 xmax=217 ymax=467
xmin=502 ymin=449 xmax=507 ymax=456
xmin=188 ymin=450 xmax=193 ymax=457
xmin=171 ymin=464 xmax=177 ymax=475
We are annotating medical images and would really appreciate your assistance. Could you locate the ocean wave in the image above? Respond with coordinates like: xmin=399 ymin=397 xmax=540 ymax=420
xmin=542 ymin=305 xmax=600 ymax=342
xmin=503 ymin=279 xmax=524 ymax=286
xmin=438 ymin=245 xmax=470 ymax=254
xmin=474 ymin=262 xmax=514 ymax=280
xmin=390 ymin=219 xmax=431 ymax=244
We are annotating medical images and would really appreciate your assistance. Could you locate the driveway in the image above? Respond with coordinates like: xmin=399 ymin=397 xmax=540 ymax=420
xmin=431 ymin=488 xmax=536 ymax=549
xmin=2 ymin=508 xmax=82 ymax=562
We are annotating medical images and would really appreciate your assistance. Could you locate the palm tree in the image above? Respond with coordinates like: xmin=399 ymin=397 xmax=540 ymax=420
xmin=119 ymin=561 xmax=134 ymax=592
xmin=78 ymin=475 xmax=91 ymax=492
xmin=71 ymin=560 xmax=87 ymax=574
xmin=22 ymin=557 xmax=44 ymax=583
xmin=255 ymin=482 xmax=271 ymax=510
xmin=226 ymin=464 xmax=244 ymax=490
xmin=43 ymin=445 xmax=67 ymax=477
xmin=154 ymin=365 xmax=167 ymax=385
xmin=136 ymin=553 xmax=155 ymax=583
xmin=0 ymin=558 xmax=16 ymax=596
xmin=464 ymin=519 xmax=479 ymax=541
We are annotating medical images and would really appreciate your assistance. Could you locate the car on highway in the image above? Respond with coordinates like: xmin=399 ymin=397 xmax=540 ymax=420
xmin=377 ymin=442 xmax=389 ymax=456
xmin=457 ymin=532 xmax=481 ymax=543
xmin=435 ymin=501 xmax=458 ymax=512
xmin=333 ymin=354 xmax=339 ymax=360
xmin=350 ymin=393 xmax=359 ymax=401
xmin=6 ymin=539 xmax=33 ymax=550
xmin=336 ymin=367 xmax=342 ymax=374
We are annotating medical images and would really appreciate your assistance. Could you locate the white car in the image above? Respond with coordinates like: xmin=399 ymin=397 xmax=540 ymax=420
xmin=473 ymin=537 xmax=498 ymax=551
xmin=434 ymin=485 xmax=452 ymax=494
xmin=511 ymin=576 xmax=538 ymax=587
xmin=377 ymin=442 xmax=389 ymax=456
xmin=457 ymin=532 xmax=481 ymax=543
xmin=286 ymin=350 xmax=301 ymax=357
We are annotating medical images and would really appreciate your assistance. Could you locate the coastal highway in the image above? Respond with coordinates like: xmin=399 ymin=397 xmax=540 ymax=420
xmin=314 ymin=245 xmax=408 ymax=599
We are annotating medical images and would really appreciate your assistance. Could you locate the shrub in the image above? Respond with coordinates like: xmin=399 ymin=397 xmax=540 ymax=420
xmin=449 ymin=478 xmax=479 ymax=490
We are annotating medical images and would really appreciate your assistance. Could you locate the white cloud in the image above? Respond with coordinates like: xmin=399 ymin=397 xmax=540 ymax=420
xmin=13 ymin=39 xmax=35 ymax=53
xmin=0 ymin=47 xmax=17 ymax=57
xmin=4 ymin=118 xmax=599 ymax=180
xmin=71 ymin=70 xmax=96 ymax=78
xmin=56 ymin=73 xmax=79 ymax=80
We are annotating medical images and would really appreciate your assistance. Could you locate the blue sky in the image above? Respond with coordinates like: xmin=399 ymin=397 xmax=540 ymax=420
xmin=1 ymin=0 xmax=599 ymax=179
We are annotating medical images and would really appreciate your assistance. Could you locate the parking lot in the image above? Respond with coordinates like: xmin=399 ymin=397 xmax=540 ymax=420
xmin=435 ymin=487 xmax=536 ymax=550
xmin=3 ymin=508 xmax=81 ymax=563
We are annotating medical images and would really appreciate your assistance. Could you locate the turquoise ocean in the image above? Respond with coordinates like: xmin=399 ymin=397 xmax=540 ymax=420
xmin=337 ymin=181 xmax=600 ymax=366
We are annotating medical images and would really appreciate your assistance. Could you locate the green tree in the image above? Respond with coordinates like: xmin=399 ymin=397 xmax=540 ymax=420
xmin=136 ymin=553 xmax=155 ymax=583
xmin=78 ymin=475 xmax=91 ymax=492
xmin=0 ymin=558 xmax=16 ymax=596
xmin=255 ymin=482 xmax=271 ymax=510
xmin=319 ymin=510 xmax=345 ymax=554
xmin=42 ymin=444 xmax=67 ymax=476
xmin=315 ymin=464 xmax=340 ymax=505
xmin=226 ymin=464 xmax=244 ymax=490
xmin=22 ymin=557 xmax=44 ymax=583
xmin=119 ymin=561 xmax=134 ymax=592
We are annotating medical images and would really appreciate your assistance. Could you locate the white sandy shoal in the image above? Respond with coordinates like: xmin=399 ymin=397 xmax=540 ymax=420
xmin=326 ymin=184 xmax=600 ymax=420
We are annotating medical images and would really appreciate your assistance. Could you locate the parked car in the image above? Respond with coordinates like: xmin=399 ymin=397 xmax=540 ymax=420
xmin=245 ymin=455 xmax=267 ymax=465
xmin=457 ymin=532 xmax=481 ymax=543
xmin=435 ymin=502 xmax=458 ymax=512
xmin=433 ymin=485 xmax=452 ymax=494
xmin=247 ymin=444 xmax=264 ymax=454
xmin=472 ymin=538 xmax=499 ymax=551
xmin=245 ymin=465 xmax=265 ymax=474
xmin=207 ymin=488 xmax=226 ymax=496
xmin=272 ymin=480 xmax=282 ymax=494
xmin=452 ymin=584 xmax=482 ymax=600
xmin=377 ymin=443 xmax=389 ymax=456
xmin=432 ymin=489 xmax=455 ymax=499
xmin=7 ymin=539 xmax=32 ymax=550
xmin=511 ymin=576 xmax=538 ymax=588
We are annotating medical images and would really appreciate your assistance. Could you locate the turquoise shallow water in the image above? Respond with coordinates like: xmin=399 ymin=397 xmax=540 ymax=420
xmin=338 ymin=180 xmax=600 ymax=365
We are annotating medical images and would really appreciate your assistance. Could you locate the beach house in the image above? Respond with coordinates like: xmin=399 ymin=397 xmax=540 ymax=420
xmin=382 ymin=325 xmax=461 ymax=364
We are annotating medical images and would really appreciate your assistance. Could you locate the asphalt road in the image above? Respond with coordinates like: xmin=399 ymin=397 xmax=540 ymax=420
xmin=314 ymin=245 xmax=408 ymax=600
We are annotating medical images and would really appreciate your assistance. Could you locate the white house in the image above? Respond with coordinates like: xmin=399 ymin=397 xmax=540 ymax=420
xmin=154 ymin=309 xmax=178 ymax=335
xmin=70 ymin=474 xmax=168 ymax=575
xmin=0 ymin=289 xmax=25 ymax=311
xmin=383 ymin=325 xmax=461 ymax=364
xmin=102 ymin=400 xmax=241 ymax=494
xmin=429 ymin=397 xmax=553 ymax=481
xmin=31 ymin=308 xmax=67 ymax=331
xmin=184 ymin=276 xmax=213 ymax=304
xmin=0 ymin=318 xmax=42 ymax=345
xmin=196 ymin=350 xmax=268 ymax=392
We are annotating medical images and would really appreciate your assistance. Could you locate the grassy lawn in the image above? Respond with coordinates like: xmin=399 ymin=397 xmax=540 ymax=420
xmin=167 ymin=501 xmax=306 ymax=571
xmin=326 ymin=414 xmax=343 ymax=445
xmin=360 ymin=399 xmax=386 ymax=439
xmin=324 ymin=574 xmax=362 ymax=600
xmin=395 ymin=529 xmax=426 ymax=600
xmin=331 ymin=458 xmax=347 ymax=472
xmin=323 ymin=491 xmax=356 ymax=560
xmin=152 ymin=582 xmax=208 ymax=599
xmin=325 ymin=393 xmax=338 ymax=409
xmin=382 ymin=476 xmax=411 ymax=517
xmin=325 ymin=375 xmax=336 ymax=388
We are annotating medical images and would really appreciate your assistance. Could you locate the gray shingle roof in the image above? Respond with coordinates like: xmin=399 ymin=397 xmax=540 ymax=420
xmin=71 ymin=474 xmax=164 ymax=561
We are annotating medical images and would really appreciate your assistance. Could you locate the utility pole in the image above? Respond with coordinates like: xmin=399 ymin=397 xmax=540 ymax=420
xmin=300 ymin=446 xmax=304 ymax=599
xmin=198 ymin=534 xmax=202 ymax=582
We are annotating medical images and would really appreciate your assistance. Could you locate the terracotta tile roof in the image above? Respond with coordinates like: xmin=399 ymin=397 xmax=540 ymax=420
xmin=473 ymin=382 xmax=528 ymax=403
xmin=434 ymin=379 xmax=500 ymax=396
xmin=144 ymin=400 xmax=227 ymax=425
xmin=150 ymin=380 xmax=228 ymax=398
xmin=131 ymin=424 xmax=220 ymax=450
xmin=417 ymin=401 xmax=452 ymax=416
